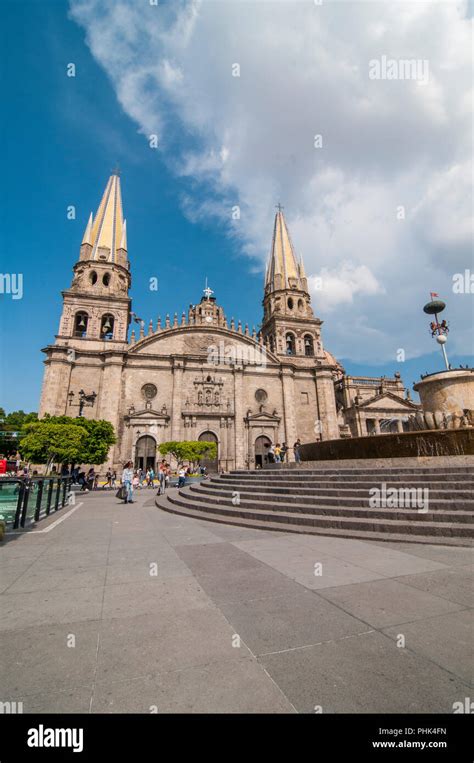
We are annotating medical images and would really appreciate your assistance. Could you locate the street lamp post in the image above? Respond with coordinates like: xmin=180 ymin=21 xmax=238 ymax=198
xmin=423 ymin=293 xmax=450 ymax=370
xmin=68 ymin=390 xmax=98 ymax=417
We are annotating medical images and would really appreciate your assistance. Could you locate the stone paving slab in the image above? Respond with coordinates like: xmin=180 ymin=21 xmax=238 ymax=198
xmin=1 ymin=620 xmax=100 ymax=696
xmin=371 ymin=541 xmax=474 ymax=567
xmin=382 ymin=609 xmax=474 ymax=684
xmin=95 ymin=609 xmax=252 ymax=681
xmin=393 ymin=565 xmax=474 ymax=608
xmin=0 ymin=585 xmax=104 ymax=632
xmin=22 ymin=687 xmax=93 ymax=714
xmin=217 ymin=589 xmax=372 ymax=655
xmin=259 ymin=630 xmax=471 ymax=714
xmin=1 ymin=487 xmax=472 ymax=714
xmin=91 ymin=657 xmax=295 ymax=714
xmin=318 ymin=578 xmax=464 ymax=628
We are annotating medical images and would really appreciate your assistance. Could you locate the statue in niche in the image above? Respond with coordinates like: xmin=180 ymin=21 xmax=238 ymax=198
xmin=198 ymin=391 xmax=203 ymax=405
xmin=214 ymin=391 xmax=220 ymax=405
xmin=205 ymin=389 xmax=212 ymax=404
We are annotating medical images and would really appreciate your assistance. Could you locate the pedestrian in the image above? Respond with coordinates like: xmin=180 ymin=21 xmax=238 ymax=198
xmin=293 ymin=438 xmax=302 ymax=464
xmin=105 ymin=467 xmax=113 ymax=489
xmin=177 ymin=466 xmax=186 ymax=488
xmin=267 ymin=444 xmax=275 ymax=463
xmin=111 ymin=470 xmax=117 ymax=489
xmin=86 ymin=468 xmax=95 ymax=491
xmin=78 ymin=470 xmax=88 ymax=491
xmin=132 ymin=472 xmax=140 ymax=491
xmin=121 ymin=461 xmax=134 ymax=504
xmin=281 ymin=442 xmax=288 ymax=462
xmin=274 ymin=443 xmax=281 ymax=463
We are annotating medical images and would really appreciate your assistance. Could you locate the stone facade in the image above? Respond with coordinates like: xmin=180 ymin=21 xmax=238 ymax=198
xmin=39 ymin=175 xmax=416 ymax=471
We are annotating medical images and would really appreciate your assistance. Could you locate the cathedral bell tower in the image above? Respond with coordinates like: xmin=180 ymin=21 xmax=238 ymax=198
xmin=57 ymin=173 xmax=131 ymax=349
xmin=260 ymin=206 xmax=324 ymax=363
xmin=39 ymin=174 xmax=132 ymax=420
xmin=260 ymin=206 xmax=340 ymax=440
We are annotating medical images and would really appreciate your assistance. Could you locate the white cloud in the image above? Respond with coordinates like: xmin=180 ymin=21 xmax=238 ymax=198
xmin=309 ymin=263 xmax=385 ymax=311
xmin=69 ymin=0 xmax=473 ymax=362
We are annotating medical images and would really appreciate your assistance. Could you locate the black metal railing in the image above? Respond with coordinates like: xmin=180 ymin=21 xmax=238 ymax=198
xmin=0 ymin=476 xmax=73 ymax=530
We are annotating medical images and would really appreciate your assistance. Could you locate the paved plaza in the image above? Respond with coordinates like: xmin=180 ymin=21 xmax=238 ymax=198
xmin=1 ymin=489 xmax=472 ymax=714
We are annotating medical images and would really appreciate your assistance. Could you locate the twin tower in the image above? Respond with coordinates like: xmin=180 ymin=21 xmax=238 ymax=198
xmin=39 ymin=173 xmax=342 ymax=468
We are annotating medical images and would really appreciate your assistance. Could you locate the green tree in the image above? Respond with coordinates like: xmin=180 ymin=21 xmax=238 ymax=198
xmin=41 ymin=415 xmax=116 ymax=463
xmin=0 ymin=409 xmax=38 ymax=431
xmin=20 ymin=416 xmax=116 ymax=469
xmin=158 ymin=441 xmax=217 ymax=470
xmin=20 ymin=422 xmax=88 ymax=472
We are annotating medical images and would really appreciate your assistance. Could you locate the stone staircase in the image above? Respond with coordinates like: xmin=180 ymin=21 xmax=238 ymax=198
xmin=155 ymin=465 xmax=474 ymax=546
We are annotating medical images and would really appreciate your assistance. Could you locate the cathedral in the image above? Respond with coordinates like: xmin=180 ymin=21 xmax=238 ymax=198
xmin=38 ymin=174 xmax=418 ymax=471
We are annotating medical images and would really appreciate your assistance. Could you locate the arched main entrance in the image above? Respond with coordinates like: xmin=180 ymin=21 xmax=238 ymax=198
xmin=254 ymin=435 xmax=271 ymax=468
xmin=135 ymin=435 xmax=156 ymax=472
xmin=198 ymin=431 xmax=219 ymax=473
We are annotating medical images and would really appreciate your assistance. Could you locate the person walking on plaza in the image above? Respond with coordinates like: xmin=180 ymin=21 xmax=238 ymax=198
xmin=267 ymin=443 xmax=275 ymax=463
xmin=158 ymin=460 xmax=167 ymax=495
xmin=121 ymin=461 xmax=134 ymax=504
xmin=86 ymin=467 xmax=95 ymax=491
xmin=78 ymin=469 xmax=88 ymax=491
xmin=281 ymin=442 xmax=288 ymax=462
xmin=111 ymin=470 xmax=117 ymax=489
xmin=274 ymin=443 xmax=282 ymax=463
xmin=105 ymin=467 xmax=113 ymax=489
xmin=177 ymin=466 xmax=186 ymax=488
xmin=293 ymin=438 xmax=302 ymax=464
xmin=146 ymin=467 xmax=155 ymax=488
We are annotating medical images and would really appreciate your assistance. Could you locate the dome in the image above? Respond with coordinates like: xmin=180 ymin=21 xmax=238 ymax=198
xmin=323 ymin=349 xmax=345 ymax=379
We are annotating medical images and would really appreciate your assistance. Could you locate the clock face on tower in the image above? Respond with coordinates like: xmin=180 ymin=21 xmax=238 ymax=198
xmin=205 ymin=315 xmax=213 ymax=323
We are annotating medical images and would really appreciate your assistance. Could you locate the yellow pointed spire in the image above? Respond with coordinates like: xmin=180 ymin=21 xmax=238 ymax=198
xmin=265 ymin=206 xmax=306 ymax=292
xmin=119 ymin=219 xmax=127 ymax=251
xmin=88 ymin=174 xmax=125 ymax=262
xmin=81 ymin=212 xmax=93 ymax=246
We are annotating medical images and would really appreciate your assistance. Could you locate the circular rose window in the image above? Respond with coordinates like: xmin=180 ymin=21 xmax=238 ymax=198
xmin=142 ymin=383 xmax=157 ymax=401
xmin=255 ymin=389 xmax=268 ymax=403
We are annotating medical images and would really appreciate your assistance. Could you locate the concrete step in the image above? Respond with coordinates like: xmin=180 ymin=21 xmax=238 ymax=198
xmin=156 ymin=492 xmax=474 ymax=547
xmin=189 ymin=484 xmax=474 ymax=512
xmin=201 ymin=482 xmax=474 ymax=501
xmin=220 ymin=472 xmax=473 ymax=483
xmin=228 ymin=466 xmax=473 ymax=476
xmin=187 ymin=485 xmax=474 ymax=523
xmin=168 ymin=489 xmax=474 ymax=539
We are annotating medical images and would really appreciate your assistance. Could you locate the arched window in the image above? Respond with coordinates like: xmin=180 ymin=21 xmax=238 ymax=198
xmin=298 ymin=298 xmax=304 ymax=312
xmin=102 ymin=273 xmax=111 ymax=286
xmin=100 ymin=314 xmax=114 ymax=340
xmin=90 ymin=271 xmax=98 ymax=285
xmin=304 ymin=334 xmax=314 ymax=356
xmin=286 ymin=333 xmax=296 ymax=355
xmin=287 ymin=297 xmax=294 ymax=310
xmin=269 ymin=335 xmax=275 ymax=353
xmin=74 ymin=311 xmax=89 ymax=338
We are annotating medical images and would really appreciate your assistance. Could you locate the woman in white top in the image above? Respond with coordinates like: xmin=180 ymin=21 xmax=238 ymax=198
xmin=121 ymin=461 xmax=134 ymax=503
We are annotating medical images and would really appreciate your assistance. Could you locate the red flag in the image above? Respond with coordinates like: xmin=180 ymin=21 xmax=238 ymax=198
xmin=430 ymin=292 xmax=439 ymax=299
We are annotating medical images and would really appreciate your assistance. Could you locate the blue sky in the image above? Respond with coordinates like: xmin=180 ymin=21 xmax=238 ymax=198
xmin=1 ymin=0 xmax=472 ymax=412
